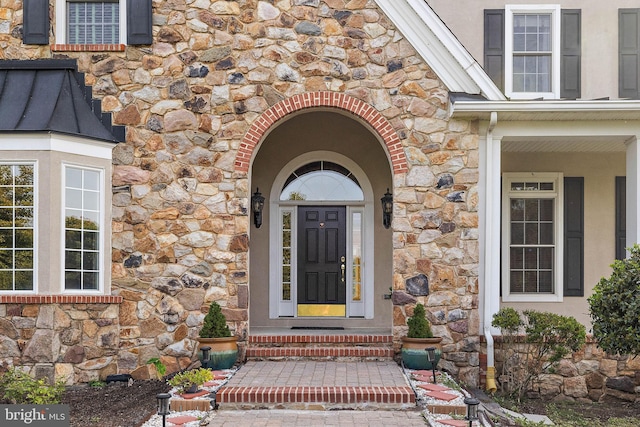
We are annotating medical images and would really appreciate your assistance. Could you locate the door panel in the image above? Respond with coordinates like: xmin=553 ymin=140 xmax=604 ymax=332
xmin=298 ymin=206 xmax=346 ymax=308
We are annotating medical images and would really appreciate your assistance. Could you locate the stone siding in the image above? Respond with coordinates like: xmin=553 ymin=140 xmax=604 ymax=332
xmin=488 ymin=337 xmax=640 ymax=402
xmin=0 ymin=1 xmax=480 ymax=384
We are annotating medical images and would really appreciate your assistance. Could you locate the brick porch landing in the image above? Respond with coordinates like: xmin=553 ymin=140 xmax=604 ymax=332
xmin=216 ymin=361 xmax=416 ymax=410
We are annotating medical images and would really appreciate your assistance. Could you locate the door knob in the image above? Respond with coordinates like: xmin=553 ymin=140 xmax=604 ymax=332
xmin=341 ymin=256 xmax=345 ymax=283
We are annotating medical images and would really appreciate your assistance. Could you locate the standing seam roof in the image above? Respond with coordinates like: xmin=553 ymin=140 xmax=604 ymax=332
xmin=0 ymin=59 xmax=124 ymax=143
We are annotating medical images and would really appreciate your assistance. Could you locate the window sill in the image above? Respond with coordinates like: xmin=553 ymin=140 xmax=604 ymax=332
xmin=0 ymin=295 xmax=123 ymax=304
xmin=51 ymin=44 xmax=126 ymax=52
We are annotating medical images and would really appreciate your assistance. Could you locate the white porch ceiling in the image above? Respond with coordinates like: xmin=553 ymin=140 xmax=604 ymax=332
xmin=501 ymin=136 xmax=629 ymax=152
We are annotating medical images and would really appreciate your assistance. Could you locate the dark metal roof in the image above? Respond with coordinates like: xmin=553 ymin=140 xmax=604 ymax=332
xmin=0 ymin=59 xmax=124 ymax=143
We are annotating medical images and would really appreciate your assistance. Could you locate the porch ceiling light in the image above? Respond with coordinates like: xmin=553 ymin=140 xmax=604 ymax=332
xmin=252 ymin=188 xmax=265 ymax=228
xmin=464 ymin=396 xmax=480 ymax=426
xmin=381 ymin=188 xmax=393 ymax=229
xmin=156 ymin=393 xmax=171 ymax=427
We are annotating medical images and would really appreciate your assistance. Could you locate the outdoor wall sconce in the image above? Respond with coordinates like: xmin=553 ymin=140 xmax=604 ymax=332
xmin=464 ymin=396 xmax=480 ymax=427
xmin=381 ymin=188 xmax=393 ymax=229
xmin=425 ymin=346 xmax=437 ymax=384
xmin=252 ymin=188 xmax=265 ymax=228
xmin=156 ymin=393 xmax=171 ymax=427
xmin=200 ymin=346 xmax=211 ymax=369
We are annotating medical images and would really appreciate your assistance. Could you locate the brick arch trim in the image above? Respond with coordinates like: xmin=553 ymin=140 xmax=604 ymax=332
xmin=234 ymin=91 xmax=408 ymax=174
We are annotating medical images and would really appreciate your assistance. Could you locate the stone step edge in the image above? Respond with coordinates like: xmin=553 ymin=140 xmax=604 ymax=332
xmin=217 ymin=386 xmax=415 ymax=404
xmin=246 ymin=347 xmax=394 ymax=358
xmin=249 ymin=334 xmax=393 ymax=344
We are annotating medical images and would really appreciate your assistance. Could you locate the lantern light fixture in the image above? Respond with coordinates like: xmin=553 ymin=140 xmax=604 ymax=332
xmin=464 ymin=396 xmax=480 ymax=427
xmin=156 ymin=393 xmax=171 ymax=427
xmin=381 ymin=188 xmax=393 ymax=229
xmin=252 ymin=188 xmax=265 ymax=228
xmin=425 ymin=346 xmax=437 ymax=384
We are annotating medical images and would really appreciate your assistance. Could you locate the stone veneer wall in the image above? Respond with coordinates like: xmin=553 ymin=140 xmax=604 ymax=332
xmin=0 ymin=1 xmax=480 ymax=384
xmin=484 ymin=337 xmax=640 ymax=403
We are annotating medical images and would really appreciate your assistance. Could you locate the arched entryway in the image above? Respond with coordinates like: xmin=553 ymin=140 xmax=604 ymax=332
xmin=249 ymin=110 xmax=396 ymax=329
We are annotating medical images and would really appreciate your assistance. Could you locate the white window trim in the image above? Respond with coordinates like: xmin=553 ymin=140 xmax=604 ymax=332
xmin=55 ymin=0 xmax=127 ymax=45
xmin=61 ymin=163 xmax=106 ymax=294
xmin=505 ymin=4 xmax=561 ymax=100
xmin=501 ymin=172 xmax=564 ymax=302
xmin=0 ymin=161 xmax=38 ymax=294
xmin=268 ymin=151 xmax=375 ymax=319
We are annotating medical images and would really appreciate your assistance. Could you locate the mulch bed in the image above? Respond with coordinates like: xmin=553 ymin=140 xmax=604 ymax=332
xmin=62 ymin=379 xmax=171 ymax=427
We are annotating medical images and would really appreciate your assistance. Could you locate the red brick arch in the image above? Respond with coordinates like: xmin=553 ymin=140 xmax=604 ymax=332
xmin=234 ymin=91 xmax=408 ymax=174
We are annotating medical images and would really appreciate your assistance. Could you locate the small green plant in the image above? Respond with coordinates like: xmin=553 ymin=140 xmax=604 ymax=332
xmin=168 ymin=368 xmax=213 ymax=394
xmin=88 ymin=380 xmax=106 ymax=388
xmin=491 ymin=308 xmax=586 ymax=401
xmin=199 ymin=301 xmax=231 ymax=338
xmin=146 ymin=357 xmax=166 ymax=378
xmin=589 ymin=244 xmax=640 ymax=357
xmin=406 ymin=303 xmax=433 ymax=338
xmin=0 ymin=368 xmax=65 ymax=404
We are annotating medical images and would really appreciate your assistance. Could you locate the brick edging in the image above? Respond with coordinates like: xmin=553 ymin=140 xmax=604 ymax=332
xmin=249 ymin=334 xmax=393 ymax=344
xmin=217 ymin=385 xmax=415 ymax=404
xmin=0 ymin=295 xmax=123 ymax=304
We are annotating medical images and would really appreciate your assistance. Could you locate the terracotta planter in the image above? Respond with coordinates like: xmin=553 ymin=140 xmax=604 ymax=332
xmin=401 ymin=336 xmax=443 ymax=370
xmin=197 ymin=336 xmax=238 ymax=370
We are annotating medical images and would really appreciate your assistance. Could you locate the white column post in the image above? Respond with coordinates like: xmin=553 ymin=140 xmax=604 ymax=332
xmin=626 ymin=137 xmax=640 ymax=251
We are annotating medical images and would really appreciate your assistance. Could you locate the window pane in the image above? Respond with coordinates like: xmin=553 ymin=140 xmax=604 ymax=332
xmin=511 ymin=223 xmax=524 ymax=244
xmin=539 ymin=247 xmax=553 ymax=269
xmin=510 ymin=271 xmax=523 ymax=293
xmin=524 ymin=271 xmax=538 ymax=292
xmin=67 ymin=2 xmax=120 ymax=44
xmin=524 ymin=247 xmax=538 ymax=269
xmin=510 ymin=247 xmax=524 ymax=269
xmin=539 ymin=199 xmax=553 ymax=221
xmin=65 ymin=166 xmax=102 ymax=290
xmin=511 ymin=199 xmax=524 ymax=221
xmin=525 ymin=223 xmax=539 ymax=244
xmin=0 ymin=164 xmax=35 ymax=291
xmin=539 ymin=223 xmax=553 ymax=244
xmin=352 ymin=212 xmax=362 ymax=302
xmin=539 ymin=271 xmax=553 ymax=293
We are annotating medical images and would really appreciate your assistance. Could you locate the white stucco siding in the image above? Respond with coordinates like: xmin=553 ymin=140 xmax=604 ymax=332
xmin=501 ymin=151 xmax=625 ymax=326
xmin=426 ymin=0 xmax=640 ymax=100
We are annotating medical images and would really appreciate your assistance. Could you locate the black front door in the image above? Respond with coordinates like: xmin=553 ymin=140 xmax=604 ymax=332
xmin=297 ymin=206 xmax=346 ymax=316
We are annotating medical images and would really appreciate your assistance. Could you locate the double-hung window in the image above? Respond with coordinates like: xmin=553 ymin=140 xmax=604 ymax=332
xmin=66 ymin=1 xmax=121 ymax=45
xmin=0 ymin=164 xmax=36 ymax=292
xmin=505 ymin=5 xmax=560 ymax=99
xmin=484 ymin=6 xmax=580 ymax=99
xmin=502 ymin=173 xmax=563 ymax=302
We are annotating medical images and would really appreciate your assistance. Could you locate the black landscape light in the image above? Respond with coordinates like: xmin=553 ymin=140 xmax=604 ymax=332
xmin=464 ymin=396 xmax=480 ymax=427
xmin=200 ymin=346 xmax=211 ymax=369
xmin=252 ymin=188 xmax=265 ymax=228
xmin=381 ymin=188 xmax=393 ymax=228
xmin=425 ymin=346 xmax=437 ymax=384
xmin=156 ymin=393 xmax=171 ymax=427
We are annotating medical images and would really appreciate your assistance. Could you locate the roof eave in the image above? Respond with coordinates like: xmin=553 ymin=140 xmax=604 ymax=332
xmin=375 ymin=0 xmax=506 ymax=101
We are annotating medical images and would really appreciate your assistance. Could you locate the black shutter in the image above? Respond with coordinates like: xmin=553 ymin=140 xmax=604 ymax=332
xmin=561 ymin=10 xmax=581 ymax=99
xmin=23 ymin=0 xmax=49 ymax=45
xmin=127 ymin=0 xmax=153 ymax=45
xmin=484 ymin=9 xmax=505 ymax=91
xmin=615 ymin=177 xmax=627 ymax=260
xmin=619 ymin=9 xmax=640 ymax=99
xmin=564 ymin=177 xmax=584 ymax=297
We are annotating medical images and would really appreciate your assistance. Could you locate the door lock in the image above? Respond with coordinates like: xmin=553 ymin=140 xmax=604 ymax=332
xmin=341 ymin=256 xmax=346 ymax=283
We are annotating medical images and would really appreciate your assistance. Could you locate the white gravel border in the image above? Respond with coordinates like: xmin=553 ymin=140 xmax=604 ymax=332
xmin=140 ymin=367 xmax=237 ymax=427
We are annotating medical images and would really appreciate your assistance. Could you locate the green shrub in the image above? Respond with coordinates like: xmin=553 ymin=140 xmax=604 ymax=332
xmin=0 ymin=368 xmax=65 ymax=404
xmin=406 ymin=303 xmax=433 ymax=338
xmin=491 ymin=309 xmax=586 ymax=401
xmin=199 ymin=301 xmax=231 ymax=338
xmin=168 ymin=368 xmax=213 ymax=394
xmin=589 ymin=244 xmax=640 ymax=356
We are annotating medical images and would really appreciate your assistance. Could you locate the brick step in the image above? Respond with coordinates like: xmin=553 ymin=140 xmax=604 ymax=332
xmin=246 ymin=346 xmax=394 ymax=359
xmin=246 ymin=334 xmax=395 ymax=361
xmin=216 ymin=385 xmax=415 ymax=410
xmin=248 ymin=334 xmax=393 ymax=345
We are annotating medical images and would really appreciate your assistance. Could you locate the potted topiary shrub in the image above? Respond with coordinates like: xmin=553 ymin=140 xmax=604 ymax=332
xmin=168 ymin=368 xmax=213 ymax=394
xmin=197 ymin=301 xmax=238 ymax=370
xmin=401 ymin=303 xmax=443 ymax=370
